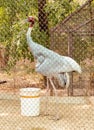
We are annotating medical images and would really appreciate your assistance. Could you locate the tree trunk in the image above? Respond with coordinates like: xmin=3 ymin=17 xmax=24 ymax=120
xmin=38 ymin=0 xmax=50 ymax=90
xmin=38 ymin=0 xmax=49 ymax=34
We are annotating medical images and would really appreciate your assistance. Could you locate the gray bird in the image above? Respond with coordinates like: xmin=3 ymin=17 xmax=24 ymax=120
xmin=26 ymin=16 xmax=82 ymax=119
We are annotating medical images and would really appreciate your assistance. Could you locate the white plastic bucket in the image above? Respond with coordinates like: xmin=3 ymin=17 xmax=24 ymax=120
xmin=20 ymin=88 xmax=41 ymax=116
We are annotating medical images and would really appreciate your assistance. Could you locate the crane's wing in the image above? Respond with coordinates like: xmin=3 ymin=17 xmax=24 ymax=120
xmin=27 ymin=27 xmax=81 ymax=75
xmin=36 ymin=54 xmax=81 ymax=77
xmin=60 ymin=56 xmax=82 ymax=73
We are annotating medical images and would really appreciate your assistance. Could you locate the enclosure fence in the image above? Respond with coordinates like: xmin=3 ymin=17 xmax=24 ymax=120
xmin=50 ymin=0 xmax=94 ymax=96
xmin=0 ymin=0 xmax=94 ymax=130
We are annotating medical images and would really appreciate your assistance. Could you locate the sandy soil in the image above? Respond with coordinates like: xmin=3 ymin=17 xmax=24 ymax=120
xmin=0 ymin=97 xmax=94 ymax=130
xmin=0 ymin=61 xmax=94 ymax=130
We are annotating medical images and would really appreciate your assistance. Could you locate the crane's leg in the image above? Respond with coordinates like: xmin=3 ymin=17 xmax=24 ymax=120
xmin=49 ymin=79 xmax=60 ymax=120
xmin=49 ymin=79 xmax=57 ymax=96
xmin=44 ymin=77 xmax=50 ymax=116
xmin=41 ymin=78 xmax=49 ymax=117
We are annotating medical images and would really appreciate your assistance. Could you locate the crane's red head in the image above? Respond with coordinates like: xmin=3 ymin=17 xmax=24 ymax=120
xmin=28 ymin=16 xmax=35 ymax=27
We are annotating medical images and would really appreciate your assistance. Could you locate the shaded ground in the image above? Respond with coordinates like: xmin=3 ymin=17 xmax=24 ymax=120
xmin=0 ymin=59 xmax=94 ymax=96
xmin=0 ymin=96 xmax=94 ymax=130
xmin=0 ymin=69 xmax=94 ymax=96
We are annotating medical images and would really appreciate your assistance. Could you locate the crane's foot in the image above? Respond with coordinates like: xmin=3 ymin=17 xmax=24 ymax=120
xmin=40 ymin=111 xmax=49 ymax=117
xmin=48 ymin=115 xmax=61 ymax=121
xmin=44 ymin=111 xmax=50 ymax=117
xmin=44 ymin=111 xmax=49 ymax=116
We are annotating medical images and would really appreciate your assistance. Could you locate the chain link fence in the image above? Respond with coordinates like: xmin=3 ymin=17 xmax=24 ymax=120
xmin=0 ymin=0 xmax=94 ymax=130
xmin=50 ymin=0 xmax=94 ymax=96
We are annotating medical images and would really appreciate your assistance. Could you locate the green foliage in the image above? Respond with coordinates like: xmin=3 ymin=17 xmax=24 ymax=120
xmin=0 ymin=0 xmax=79 ymax=71
xmin=32 ymin=23 xmax=49 ymax=47
xmin=45 ymin=0 xmax=79 ymax=27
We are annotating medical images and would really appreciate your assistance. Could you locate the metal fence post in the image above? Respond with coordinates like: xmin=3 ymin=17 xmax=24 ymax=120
xmin=67 ymin=33 xmax=74 ymax=96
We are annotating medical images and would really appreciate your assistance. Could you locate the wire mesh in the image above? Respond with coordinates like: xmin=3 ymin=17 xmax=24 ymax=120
xmin=50 ymin=0 xmax=94 ymax=96
xmin=0 ymin=0 xmax=94 ymax=130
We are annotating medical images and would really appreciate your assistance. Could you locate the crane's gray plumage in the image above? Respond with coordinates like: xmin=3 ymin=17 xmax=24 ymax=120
xmin=27 ymin=27 xmax=71 ymax=87
xmin=26 ymin=27 xmax=81 ymax=78
xmin=26 ymin=16 xmax=82 ymax=120
xmin=55 ymin=73 xmax=70 ymax=88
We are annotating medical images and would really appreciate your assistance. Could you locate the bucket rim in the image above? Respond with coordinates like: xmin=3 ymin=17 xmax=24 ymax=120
xmin=20 ymin=87 xmax=41 ymax=92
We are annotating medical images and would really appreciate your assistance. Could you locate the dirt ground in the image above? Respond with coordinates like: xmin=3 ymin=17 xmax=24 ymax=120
xmin=0 ymin=59 xmax=94 ymax=97
xmin=0 ymin=61 xmax=94 ymax=130
xmin=0 ymin=96 xmax=94 ymax=130
xmin=0 ymin=69 xmax=94 ymax=97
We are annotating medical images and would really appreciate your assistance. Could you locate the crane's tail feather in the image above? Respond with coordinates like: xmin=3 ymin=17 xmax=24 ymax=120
xmin=64 ymin=73 xmax=70 ymax=88
xmin=55 ymin=73 xmax=70 ymax=88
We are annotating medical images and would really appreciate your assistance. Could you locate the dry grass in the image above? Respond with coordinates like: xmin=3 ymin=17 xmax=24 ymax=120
xmin=0 ymin=59 xmax=94 ymax=97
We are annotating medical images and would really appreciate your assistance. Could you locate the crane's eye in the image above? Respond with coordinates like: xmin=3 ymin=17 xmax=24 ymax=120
xmin=28 ymin=17 xmax=35 ymax=22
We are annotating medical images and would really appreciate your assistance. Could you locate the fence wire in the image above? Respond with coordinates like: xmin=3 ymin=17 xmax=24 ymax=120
xmin=0 ymin=0 xmax=94 ymax=130
xmin=50 ymin=0 xmax=94 ymax=96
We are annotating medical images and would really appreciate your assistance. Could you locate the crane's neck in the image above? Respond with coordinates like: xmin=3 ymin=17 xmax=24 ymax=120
xmin=26 ymin=26 xmax=40 ymax=58
xmin=26 ymin=27 xmax=33 ymax=42
xmin=26 ymin=27 xmax=36 ymax=48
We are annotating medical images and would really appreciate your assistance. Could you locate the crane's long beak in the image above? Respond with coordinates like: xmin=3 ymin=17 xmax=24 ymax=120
xmin=24 ymin=19 xmax=28 ymax=22
xmin=18 ymin=19 xmax=28 ymax=25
